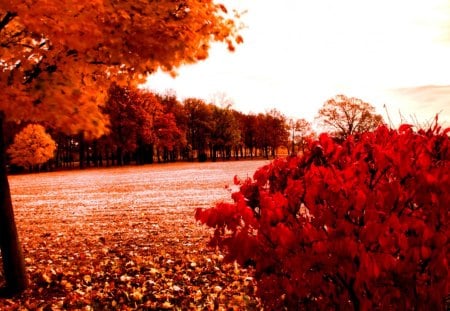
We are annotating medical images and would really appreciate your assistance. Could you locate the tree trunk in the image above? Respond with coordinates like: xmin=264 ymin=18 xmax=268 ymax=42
xmin=55 ymin=136 xmax=62 ymax=168
xmin=117 ymin=147 xmax=123 ymax=166
xmin=78 ymin=133 xmax=85 ymax=169
xmin=0 ymin=113 xmax=27 ymax=296
xmin=148 ymin=144 xmax=154 ymax=164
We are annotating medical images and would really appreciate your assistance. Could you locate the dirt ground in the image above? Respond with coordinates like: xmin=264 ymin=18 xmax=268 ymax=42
xmin=0 ymin=160 xmax=269 ymax=310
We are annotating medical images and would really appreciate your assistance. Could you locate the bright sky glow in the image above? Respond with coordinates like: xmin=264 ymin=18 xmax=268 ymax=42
xmin=143 ymin=0 xmax=450 ymax=126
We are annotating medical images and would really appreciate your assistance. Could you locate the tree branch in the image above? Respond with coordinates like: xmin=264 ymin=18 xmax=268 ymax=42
xmin=0 ymin=11 xmax=17 ymax=32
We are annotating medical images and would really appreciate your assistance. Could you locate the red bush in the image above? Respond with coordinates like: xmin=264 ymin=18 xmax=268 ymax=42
xmin=196 ymin=123 xmax=449 ymax=310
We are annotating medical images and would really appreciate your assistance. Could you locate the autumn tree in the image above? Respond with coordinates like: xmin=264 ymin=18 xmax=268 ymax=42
xmin=290 ymin=118 xmax=314 ymax=155
xmin=209 ymin=105 xmax=241 ymax=161
xmin=138 ymin=90 xmax=184 ymax=163
xmin=0 ymin=1 xmax=241 ymax=294
xmin=255 ymin=110 xmax=289 ymax=158
xmin=254 ymin=113 xmax=270 ymax=158
xmin=7 ymin=124 xmax=56 ymax=171
xmin=102 ymin=84 xmax=152 ymax=165
xmin=316 ymin=95 xmax=384 ymax=140
xmin=231 ymin=110 xmax=247 ymax=158
xmin=157 ymin=92 xmax=189 ymax=161
xmin=153 ymin=112 xmax=184 ymax=163
xmin=183 ymin=98 xmax=214 ymax=161
xmin=240 ymin=113 xmax=259 ymax=158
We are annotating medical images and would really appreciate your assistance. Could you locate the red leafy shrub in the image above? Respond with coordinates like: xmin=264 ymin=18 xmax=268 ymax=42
xmin=196 ymin=123 xmax=449 ymax=310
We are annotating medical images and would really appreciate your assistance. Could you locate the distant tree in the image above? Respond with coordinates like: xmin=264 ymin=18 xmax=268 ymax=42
xmin=183 ymin=98 xmax=213 ymax=161
xmin=102 ymin=84 xmax=148 ymax=165
xmin=210 ymin=105 xmax=241 ymax=160
xmin=134 ymin=91 xmax=164 ymax=165
xmin=291 ymin=118 xmax=314 ymax=154
xmin=268 ymin=109 xmax=289 ymax=157
xmin=209 ymin=92 xmax=238 ymax=159
xmin=241 ymin=114 xmax=258 ymax=158
xmin=256 ymin=110 xmax=289 ymax=158
xmin=157 ymin=93 xmax=189 ymax=160
xmin=102 ymin=84 xmax=177 ymax=165
xmin=316 ymin=95 xmax=384 ymax=140
xmin=7 ymin=124 xmax=56 ymax=171
xmin=209 ymin=91 xmax=235 ymax=108
xmin=231 ymin=110 xmax=247 ymax=158
xmin=153 ymin=112 xmax=184 ymax=162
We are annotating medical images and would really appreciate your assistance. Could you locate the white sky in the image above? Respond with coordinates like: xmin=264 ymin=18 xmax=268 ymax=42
xmin=143 ymin=0 xmax=450 ymax=126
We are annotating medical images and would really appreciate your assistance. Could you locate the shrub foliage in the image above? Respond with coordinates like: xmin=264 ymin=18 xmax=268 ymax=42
xmin=196 ymin=123 xmax=449 ymax=310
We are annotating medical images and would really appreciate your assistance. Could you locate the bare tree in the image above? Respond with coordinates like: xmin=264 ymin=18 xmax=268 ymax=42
xmin=316 ymin=94 xmax=384 ymax=140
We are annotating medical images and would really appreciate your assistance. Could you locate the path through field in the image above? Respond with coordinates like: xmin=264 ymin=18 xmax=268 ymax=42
xmin=1 ymin=160 xmax=269 ymax=310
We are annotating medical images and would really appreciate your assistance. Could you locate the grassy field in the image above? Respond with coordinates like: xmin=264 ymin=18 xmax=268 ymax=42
xmin=1 ymin=160 xmax=269 ymax=310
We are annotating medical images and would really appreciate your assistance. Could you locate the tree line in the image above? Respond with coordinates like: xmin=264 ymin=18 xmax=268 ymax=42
xmin=5 ymin=84 xmax=296 ymax=171
xmin=5 ymin=89 xmax=385 ymax=172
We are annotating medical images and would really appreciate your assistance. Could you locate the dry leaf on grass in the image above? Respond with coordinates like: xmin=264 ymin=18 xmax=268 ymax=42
xmin=1 ymin=161 xmax=267 ymax=310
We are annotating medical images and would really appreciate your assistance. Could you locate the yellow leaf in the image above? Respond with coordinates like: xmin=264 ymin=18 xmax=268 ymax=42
xmin=131 ymin=289 xmax=143 ymax=301
xmin=41 ymin=273 xmax=52 ymax=284
xmin=161 ymin=301 xmax=173 ymax=309
xmin=83 ymin=275 xmax=92 ymax=284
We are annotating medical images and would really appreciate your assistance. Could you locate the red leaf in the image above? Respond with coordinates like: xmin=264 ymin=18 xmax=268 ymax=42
xmin=398 ymin=124 xmax=413 ymax=133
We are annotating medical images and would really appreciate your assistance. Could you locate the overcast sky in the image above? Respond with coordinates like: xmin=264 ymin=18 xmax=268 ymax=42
xmin=143 ymin=0 xmax=450 ymax=126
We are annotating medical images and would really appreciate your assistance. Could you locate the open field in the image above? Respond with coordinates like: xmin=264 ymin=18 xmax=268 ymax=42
xmin=1 ymin=160 xmax=269 ymax=310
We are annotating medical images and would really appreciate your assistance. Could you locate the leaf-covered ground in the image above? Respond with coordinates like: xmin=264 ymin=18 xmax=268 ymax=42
xmin=1 ymin=160 xmax=268 ymax=310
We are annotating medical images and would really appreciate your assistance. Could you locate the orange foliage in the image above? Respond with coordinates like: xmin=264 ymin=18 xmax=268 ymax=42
xmin=0 ymin=1 xmax=241 ymax=137
xmin=7 ymin=124 xmax=56 ymax=170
